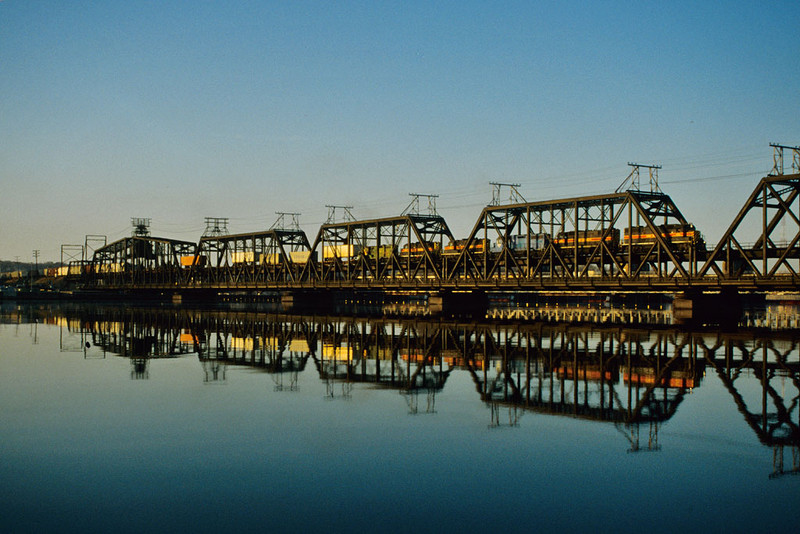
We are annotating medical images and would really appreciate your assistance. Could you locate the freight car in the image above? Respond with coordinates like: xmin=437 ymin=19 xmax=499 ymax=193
xmin=261 ymin=251 xmax=317 ymax=264
xmin=180 ymin=255 xmax=207 ymax=267
xmin=622 ymin=224 xmax=701 ymax=247
xmin=400 ymin=241 xmax=441 ymax=256
xmin=364 ymin=245 xmax=394 ymax=260
xmin=501 ymin=234 xmax=549 ymax=251
xmin=323 ymin=244 xmax=363 ymax=260
xmin=442 ymin=239 xmax=489 ymax=255
xmin=554 ymin=229 xmax=620 ymax=248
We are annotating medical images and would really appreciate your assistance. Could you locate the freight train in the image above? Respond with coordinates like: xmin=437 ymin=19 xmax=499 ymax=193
xmin=553 ymin=229 xmax=621 ymax=248
xmin=195 ymin=224 xmax=703 ymax=265
xmin=88 ymin=222 xmax=705 ymax=277
xmin=622 ymin=224 xmax=703 ymax=252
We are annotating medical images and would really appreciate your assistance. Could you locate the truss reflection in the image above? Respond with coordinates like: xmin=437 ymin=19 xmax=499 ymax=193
xmin=18 ymin=304 xmax=800 ymax=460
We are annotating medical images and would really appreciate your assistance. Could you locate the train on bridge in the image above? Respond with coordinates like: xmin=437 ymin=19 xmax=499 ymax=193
xmin=71 ymin=147 xmax=800 ymax=294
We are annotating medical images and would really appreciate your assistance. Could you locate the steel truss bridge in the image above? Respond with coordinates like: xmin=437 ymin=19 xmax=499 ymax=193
xmin=82 ymin=150 xmax=800 ymax=293
xmin=45 ymin=306 xmax=800 ymax=466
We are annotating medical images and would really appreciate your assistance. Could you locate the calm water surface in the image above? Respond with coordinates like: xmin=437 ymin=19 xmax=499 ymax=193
xmin=1 ymin=302 xmax=798 ymax=533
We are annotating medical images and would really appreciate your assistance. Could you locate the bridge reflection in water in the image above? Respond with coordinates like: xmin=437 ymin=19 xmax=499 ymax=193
xmin=29 ymin=303 xmax=800 ymax=477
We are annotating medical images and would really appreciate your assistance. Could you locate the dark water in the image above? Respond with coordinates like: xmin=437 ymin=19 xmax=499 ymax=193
xmin=1 ymin=302 xmax=798 ymax=533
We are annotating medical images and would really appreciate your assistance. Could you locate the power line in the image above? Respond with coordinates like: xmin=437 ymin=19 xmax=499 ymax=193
xmin=661 ymin=170 xmax=761 ymax=185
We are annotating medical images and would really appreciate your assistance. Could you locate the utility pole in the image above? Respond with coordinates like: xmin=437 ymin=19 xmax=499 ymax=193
xmin=32 ymin=249 xmax=40 ymax=279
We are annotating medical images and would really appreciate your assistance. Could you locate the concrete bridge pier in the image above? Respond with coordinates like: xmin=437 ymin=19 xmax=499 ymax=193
xmin=281 ymin=290 xmax=335 ymax=312
xmin=428 ymin=290 xmax=488 ymax=318
xmin=673 ymin=289 xmax=742 ymax=327
xmin=171 ymin=289 xmax=220 ymax=305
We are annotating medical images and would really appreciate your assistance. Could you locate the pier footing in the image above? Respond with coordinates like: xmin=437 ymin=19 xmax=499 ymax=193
xmin=428 ymin=290 xmax=488 ymax=317
xmin=673 ymin=290 xmax=742 ymax=327
xmin=281 ymin=290 xmax=334 ymax=312
xmin=279 ymin=289 xmax=488 ymax=317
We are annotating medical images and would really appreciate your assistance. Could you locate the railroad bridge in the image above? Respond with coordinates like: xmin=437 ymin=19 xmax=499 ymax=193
xmin=80 ymin=147 xmax=800 ymax=306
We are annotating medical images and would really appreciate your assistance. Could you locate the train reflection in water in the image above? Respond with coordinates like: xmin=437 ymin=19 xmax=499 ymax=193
xmin=19 ymin=304 xmax=800 ymax=476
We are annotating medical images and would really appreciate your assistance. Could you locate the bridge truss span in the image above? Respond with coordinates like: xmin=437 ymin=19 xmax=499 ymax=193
xmin=81 ymin=148 xmax=800 ymax=293
xmin=698 ymin=172 xmax=800 ymax=289
xmin=447 ymin=190 xmax=706 ymax=289
xmin=89 ymin=235 xmax=197 ymax=287
xmin=186 ymin=229 xmax=312 ymax=287
xmin=299 ymin=214 xmax=456 ymax=287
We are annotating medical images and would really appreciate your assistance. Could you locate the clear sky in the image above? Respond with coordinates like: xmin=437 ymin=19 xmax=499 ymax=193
xmin=2 ymin=0 xmax=798 ymax=263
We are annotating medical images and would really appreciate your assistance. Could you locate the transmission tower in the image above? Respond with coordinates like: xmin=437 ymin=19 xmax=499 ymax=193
xmin=769 ymin=143 xmax=800 ymax=176
xmin=84 ymin=235 xmax=107 ymax=262
xmin=490 ymin=182 xmax=526 ymax=206
xmin=402 ymin=193 xmax=439 ymax=216
xmin=131 ymin=218 xmax=151 ymax=237
xmin=271 ymin=212 xmax=301 ymax=231
xmin=616 ymin=163 xmax=662 ymax=193
xmin=325 ymin=205 xmax=355 ymax=224
xmin=60 ymin=244 xmax=84 ymax=269
xmin=203 ymin=217 xmax=229 ymax=237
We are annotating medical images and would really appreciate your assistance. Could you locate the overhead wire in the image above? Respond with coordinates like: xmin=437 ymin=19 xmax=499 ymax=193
xmin=92 ymin=144 xmax=784 ymax=245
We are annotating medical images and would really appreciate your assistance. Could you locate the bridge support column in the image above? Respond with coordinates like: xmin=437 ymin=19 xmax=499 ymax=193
xmin=171 ymin=289 xmax=220 ymax=305
xmin=281 ymin=290 xmax=334 ymax=312
xmin=673 ymin=289 xmax=741 ymax=327
xmin=428 ymin=290 xmax=488 ymax=318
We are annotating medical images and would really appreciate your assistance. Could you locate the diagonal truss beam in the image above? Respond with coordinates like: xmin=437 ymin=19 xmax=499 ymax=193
xmin=449 ymin=190 xmax=701 ymax=285
xmin=698 ymin=173 xmax=800 ymax=280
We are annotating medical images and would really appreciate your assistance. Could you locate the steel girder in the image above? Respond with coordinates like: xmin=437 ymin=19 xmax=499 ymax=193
xmin=698 ymin=173 xmax=800 ymax=284
xmin=445 ymin=191 xmax=706 ymax=287
xmin=90 ymin=236 xmax=196 ymax=287
xmin=187 ymin=229 xmax=311 ymax=287
xmin=299 ymin=214 xmax=455 ymax=285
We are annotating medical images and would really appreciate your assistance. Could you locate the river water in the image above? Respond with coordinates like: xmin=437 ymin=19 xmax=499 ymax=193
xmin=1 ymin=301 xmax=798 ymax=533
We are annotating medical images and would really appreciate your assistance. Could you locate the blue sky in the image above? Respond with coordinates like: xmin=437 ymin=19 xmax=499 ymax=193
xmin=2 ymin=0 xmax=798 ymax=262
